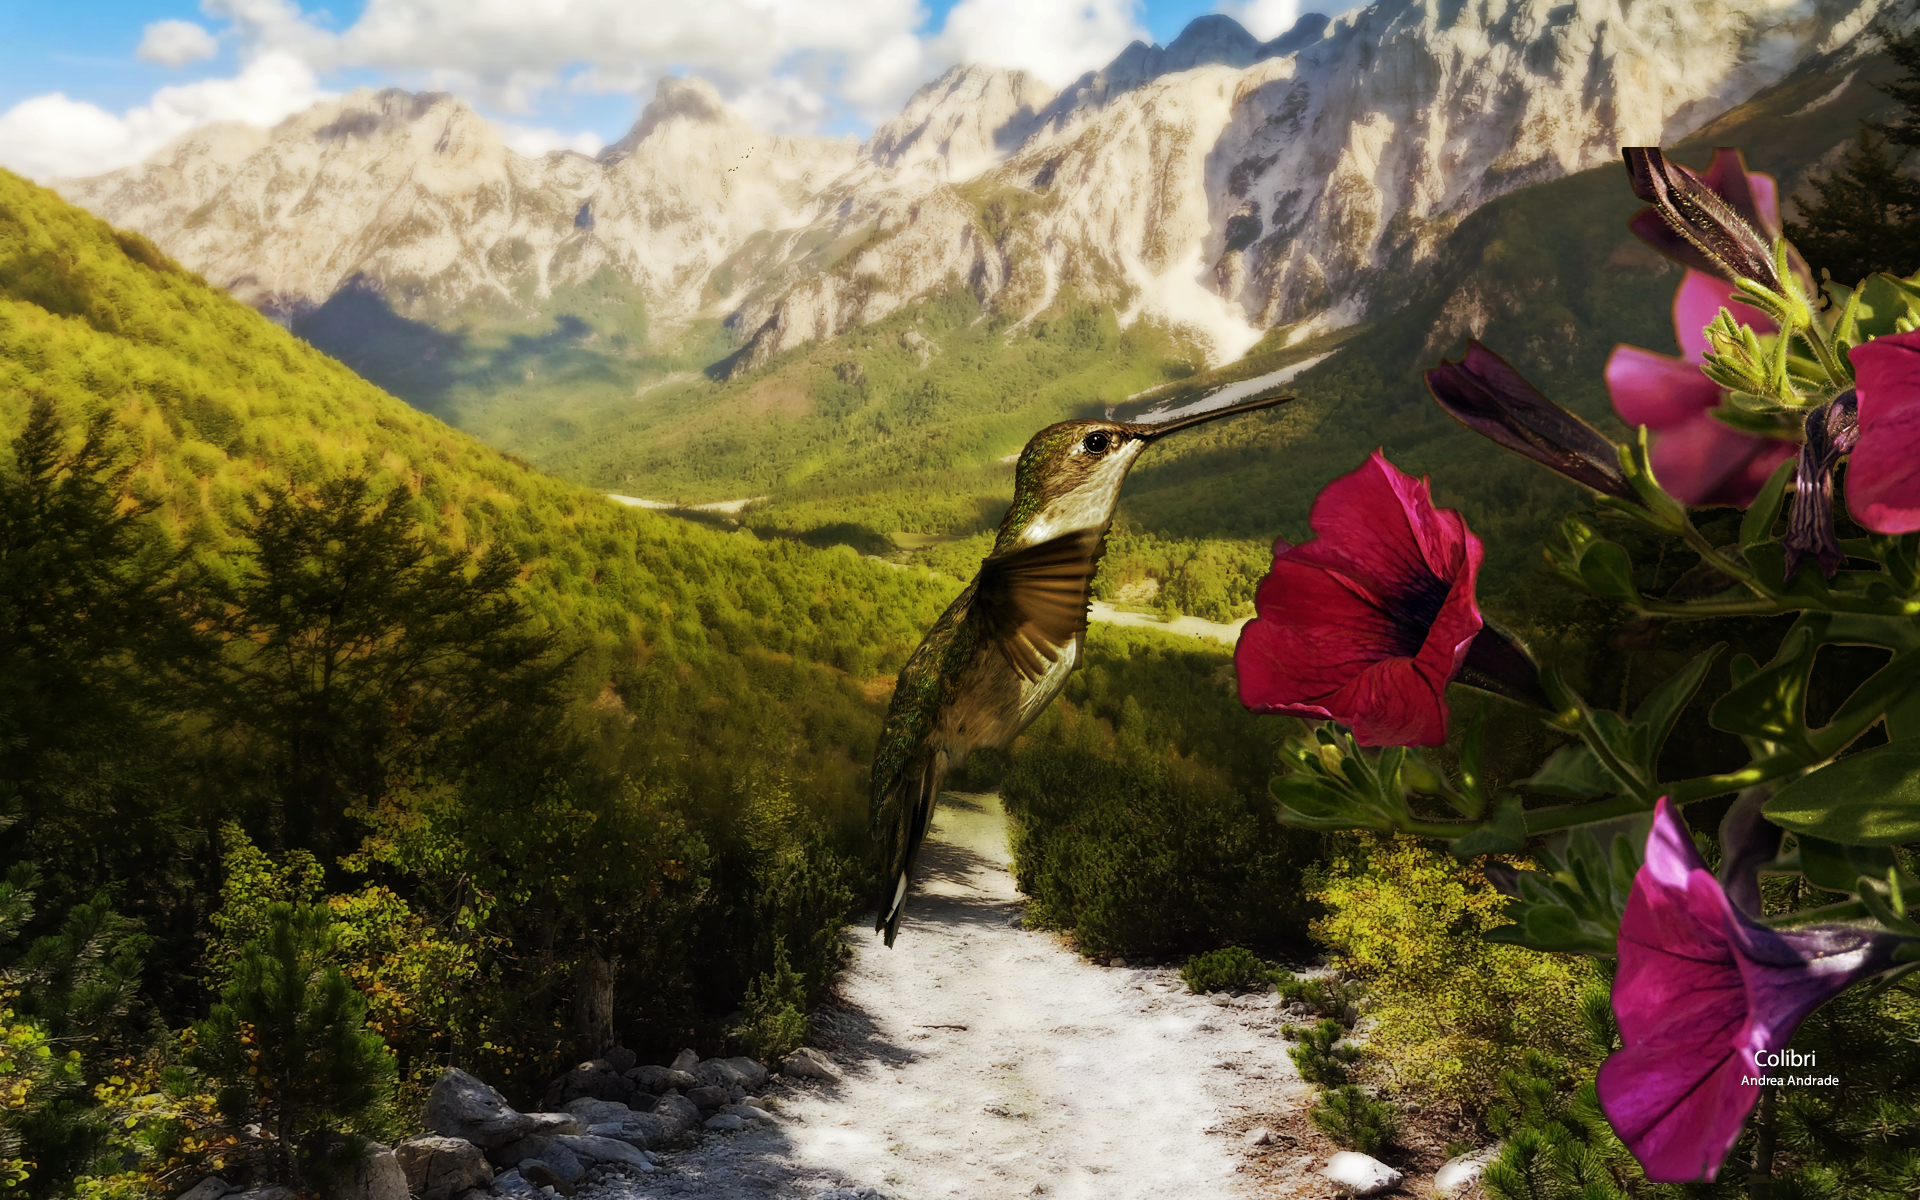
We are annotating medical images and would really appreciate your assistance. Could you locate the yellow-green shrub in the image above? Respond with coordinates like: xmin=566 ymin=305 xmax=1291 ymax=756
xmin=1311 ymin=836 xmax=1599 ymax=1120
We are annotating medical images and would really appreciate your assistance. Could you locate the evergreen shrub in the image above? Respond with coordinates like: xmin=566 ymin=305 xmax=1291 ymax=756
xmin=1179 ymin=946 xmax=1269 ymax=993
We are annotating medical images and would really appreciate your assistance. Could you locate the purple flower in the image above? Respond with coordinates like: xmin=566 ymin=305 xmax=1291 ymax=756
xmin=1607 ymin=269 xmax=1795 ymax=507
xmin=1847 ymin=331 xmax=1920 ymax=534
xmin=1235 ymin=451 xmax=1483 ymax=747
xmin=1625 ymin=147 xmax=1783 ymax=291
xmin=1598 ymin=799 xmax=1901 ymax=1182
xmin=1424 ymin=340 xmax=1638 ymax=505
xmin=1781 ymin=392 xmax=1859 ymax=580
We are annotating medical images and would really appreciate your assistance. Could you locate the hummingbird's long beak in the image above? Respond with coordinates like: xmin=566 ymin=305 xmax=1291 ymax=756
xmin=1136 ymin=389 xmax=1294 ymax=439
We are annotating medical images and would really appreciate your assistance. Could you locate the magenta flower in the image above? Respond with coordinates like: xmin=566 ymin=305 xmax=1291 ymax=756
xmin=1606 ymin=268 xmax=1795 ymax=507
xmin=1598 ymin=799 xmax=1901 ymax=1182
xmin=1847 ymin=331 xmax=1920 ymax=533
xmin=1235 ymin=451 xmax=1483 ymax=747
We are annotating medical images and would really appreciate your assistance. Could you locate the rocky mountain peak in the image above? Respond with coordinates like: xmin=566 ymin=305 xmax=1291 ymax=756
xmin=1036 ymin=12 xmax=1321 ymax=127
xmin=861 ymin=64 xmax=1054 ymax=180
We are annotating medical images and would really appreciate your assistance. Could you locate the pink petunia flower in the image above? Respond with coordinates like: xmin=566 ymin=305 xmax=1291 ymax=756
xmin=1606 ymin=269 xmax=1795 ymax=507
xmin=1598 ymin=799 xmax=1900 ymax=1182
xmin=1234 ymin=451 xmax=1483 ymax=747
xmin=1847 ymin=330 xmax=1920 ymax=533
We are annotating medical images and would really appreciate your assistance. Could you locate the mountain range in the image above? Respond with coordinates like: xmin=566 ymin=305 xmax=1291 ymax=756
xmin=57 ymin=0 xmax=1907 ymax=376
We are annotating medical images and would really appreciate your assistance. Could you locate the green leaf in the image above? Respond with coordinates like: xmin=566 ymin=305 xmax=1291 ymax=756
xmin=1741 ymin=460 xmax=1796 ymax=548
xmin=1484 ymin=905 xmax=1618 ymax=956
xmin=1450 ymin=794 xmax=1527 ymax=858
xmin=1856 ymin=272 xmax=1920 ymax=339
xmin=1522 ymin=745 xmax=1620 ymax=798
xmin=1709 ymin=622 xmax=1817 ymax=750
xmin=1456 ymin=700 xmax=1489 ymax=819
xmin=1631 ymin=643 xmax=1725 ymax=767
xmin=1791 ymin=834 xmax=1899 ymax=894
xmin=1709 ymin=406 xmax=1802 ymax=437
xmin=1764 ymin=741 xmax=1920 ymax=844
xmin=1577 ymin=541 xmax=1639 ymax=602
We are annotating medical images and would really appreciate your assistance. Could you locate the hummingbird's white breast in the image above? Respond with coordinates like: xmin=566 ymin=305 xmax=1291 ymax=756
xmin=1012 ymin=440 xmax=1148 ymax=547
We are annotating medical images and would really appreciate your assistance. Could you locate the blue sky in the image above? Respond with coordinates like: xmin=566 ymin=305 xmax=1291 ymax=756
xmin=0 ymin=0 xmax=1300 ymax=180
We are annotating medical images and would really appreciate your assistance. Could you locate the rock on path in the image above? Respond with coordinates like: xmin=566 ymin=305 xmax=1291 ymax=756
xmin=584 ymin=793 xmax=1309 ymax=1200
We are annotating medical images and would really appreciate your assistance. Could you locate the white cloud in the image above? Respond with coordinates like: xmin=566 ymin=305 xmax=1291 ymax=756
xmin=1218 ymin=0 xmax=1303 ymax=41
xmin=137 ymin=20 xmax=222 ymax=67
xmin=218 ymin=0 xmax=935 ymax=122
xmin=0 ymin=52 xmax=330 ymax=180
xmin=931 ymin=0 xmax=1148 ymax=88
xmin=496 ymin=121 xmax=604 ymax=158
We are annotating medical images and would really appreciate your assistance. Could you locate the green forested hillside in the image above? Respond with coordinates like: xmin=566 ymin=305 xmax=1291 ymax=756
xmin=0 ymin=165 xmax=994 ymax=1194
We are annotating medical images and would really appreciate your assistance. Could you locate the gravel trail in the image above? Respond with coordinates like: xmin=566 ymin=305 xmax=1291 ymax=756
xmin=588 ymin=793 xmax=1317 ymax=1200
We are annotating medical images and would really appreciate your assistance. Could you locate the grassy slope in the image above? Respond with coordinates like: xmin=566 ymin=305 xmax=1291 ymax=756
xmin=0 ymin=168 xmax=978 ymax=836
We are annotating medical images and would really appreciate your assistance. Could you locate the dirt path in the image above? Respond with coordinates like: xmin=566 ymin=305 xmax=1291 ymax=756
xmin=591 ymin=794 xmax=1319 ymax=1200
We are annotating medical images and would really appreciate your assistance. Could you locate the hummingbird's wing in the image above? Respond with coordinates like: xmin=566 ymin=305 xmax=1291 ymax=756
xmin=972 ymin=528 xmax=1103 ymax=682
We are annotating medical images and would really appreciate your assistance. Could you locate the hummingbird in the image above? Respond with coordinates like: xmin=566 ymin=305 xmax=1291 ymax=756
xmin=869 ymin=389 xmax=1294 ymax=944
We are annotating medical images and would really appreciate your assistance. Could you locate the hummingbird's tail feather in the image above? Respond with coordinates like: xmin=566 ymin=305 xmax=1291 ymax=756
xmin=874 ymin=747 xmax=947 ymax=947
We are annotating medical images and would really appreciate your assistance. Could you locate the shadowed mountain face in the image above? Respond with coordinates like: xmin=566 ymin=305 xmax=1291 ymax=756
xmin=55 ymin=0 xmax=1910 ymax=388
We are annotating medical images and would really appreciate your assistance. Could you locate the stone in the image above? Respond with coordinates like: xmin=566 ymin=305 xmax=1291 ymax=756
xmin=517 ymin=1162 xmax=574 ymax=1197
xmin=332 ymin=1143 xmax=408 ymax=1200
xmin=550 ymin=1135 xmax=653 ymax=1170
xmin=584 ymin=1121 xmax=653 ymax=1148
xmin=490 ymin=1170 xmax=536 ymax=1200
xmin=628 ymin=1093 xmax=659 ymax=1113
xmin=514 ymin=1141 xmax=583 ymax=1187
xmin=227 ymin=1189 xmax=295 ymax=1200
xmin=686 ymin=1084 xmax=730 ymax=1110
xmin=1324 ymin=1151 xmax=1403 ymax=1196
xmin=721 ymin=1056 xmax=768 ymax=1090
xmin=669 ymin=1049 xmax=700 ymax=1074
xmin=424 ymin=1069 xmax=538 ymax=1149
xmin=651 ymin=1093 xmax=702 ymax=1136
xmin=691 ymin=1059 xmax=744 ymax=1089
xmin=521 ymin=1114 xmax=579 ymax=1137
xmin=718 ymin=1103 xmax=778 ymax=1124
xmin=559 ymin=1098 xmax=631 ymax=1125
xmin=703 ymin=1113 xmax=746 ymax=1132
xmin=1435 ymin=1147 xmax=1499 ymax=1198
xmin=179 ymin=1177 xmax=233 ymax=1200
xmin=625 ymin=1065 xmax=697 ymax=1094
xmin=602 ymin=1046 xmax=638 ymax=1073
xmin=781 ymin=1047 xmax=842 ymax=1081
xmin=1110 ymin=958 xmax=1127 ymax=968
xmin=492 ymin=1138 xmax=582 ymax=1184
xmin=543 ymin=1060 xmax=632 ymax=1109
xmin=395 ymin=1136 xmax=493 ymax=1200
xmin=1243 ymin=1126 xmax=1274 ymax=1147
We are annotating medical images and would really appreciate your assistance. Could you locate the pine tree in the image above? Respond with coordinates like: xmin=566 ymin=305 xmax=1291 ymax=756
xmin=206 ymin=475 xmax=564 ymax=861
xmin=1785 ymin=29 xmax=1920 ymax=284
xmin=1783 ymin=129 xmax=1920 ymax=284
xmin=189 ymin=902 xmax=395 ymax=1187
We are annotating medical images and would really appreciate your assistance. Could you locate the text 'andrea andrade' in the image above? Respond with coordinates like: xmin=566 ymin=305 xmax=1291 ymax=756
xmin=1744 ymin=1050 xmax=1837 ymax=1087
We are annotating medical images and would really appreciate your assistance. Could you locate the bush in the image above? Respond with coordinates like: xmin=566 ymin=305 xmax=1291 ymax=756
xmin=1310 ymin=1085 xmax=1399 ymax=1155
xmin=1310 ymin=836 xmax=1599 ymax=1119
xmin=1273 ymin=971 xmax=1365 ymax=1027
xmin=736 ymin=936 xmax=809 ymax=1064
xmin=1288 ymin=1018 xmax=1361 ymax=1088
xmin=1482 ymin=1051 xmax=1646 ymax=1200
xmin=1180 ymin=947 xmax=1269 ymax=994
xmin=189 ymin=903 xmax=396 ymax=1187
xmin=1003 ymin=695 xmax=1313 ymax=958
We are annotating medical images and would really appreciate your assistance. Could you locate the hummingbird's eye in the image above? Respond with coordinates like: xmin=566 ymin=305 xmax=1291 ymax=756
xmin=1082 ymin=431 xmax=1111 ymax=454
